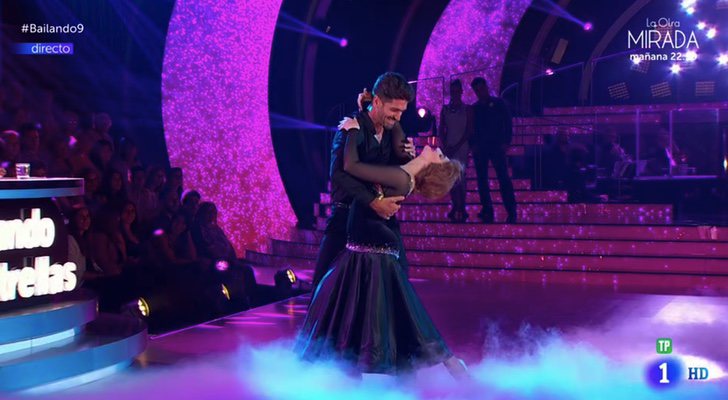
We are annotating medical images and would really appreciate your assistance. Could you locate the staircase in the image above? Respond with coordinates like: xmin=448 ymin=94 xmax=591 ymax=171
xmin=246 ymin=136 xmax=728 ymax=291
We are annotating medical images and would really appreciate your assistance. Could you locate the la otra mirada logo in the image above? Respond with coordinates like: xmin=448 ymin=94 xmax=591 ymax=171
xmin=628 ymin=17 xmax=699 ymax=63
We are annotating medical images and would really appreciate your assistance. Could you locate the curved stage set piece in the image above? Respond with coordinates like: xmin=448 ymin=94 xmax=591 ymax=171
xmin=0 ymin=178 xmax=146 ymax=392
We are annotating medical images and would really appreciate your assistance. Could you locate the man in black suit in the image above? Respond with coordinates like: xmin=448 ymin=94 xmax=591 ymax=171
xmin=312 ymin=72 xmax=415 ymax=286
xmin=469 ymin=77 xmax=517 ymax=223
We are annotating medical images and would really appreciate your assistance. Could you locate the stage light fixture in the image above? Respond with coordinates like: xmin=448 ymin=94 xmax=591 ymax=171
xmin=545 ymin=68 xmax=554 ymax=76
xmin=215 ymin=260 xmax=229 ymax=271
xmin=707 ymin=28 xmax=717 ymax=39
xmin=670 ymin=63 xmax=681 ymax=74
xmin=718 ymin=54 xmax=728 ymax=66
xmin=137 ymin=298 xmax=150 ymax=317
xmin=681 ymin=0 xmax=696 ymax=9
xmin=695 ymin=81 xmax=715 ymax=96
xmin=607 ymin=82 xmax=630 ymax=100
xmin=339 ymin=38 xmax=348 ymax=48
xmin=286 ymin=269 xmax=297 ymax=284
xmin=651 ymin=82 xmax=672 ymax=98
xmin=697 ymin=21 xmax=707 ymax=30
xmin=583 ymin=22 xmax=593 ymax=31
xmin=418 ymin=108 xmax=427 ymax=118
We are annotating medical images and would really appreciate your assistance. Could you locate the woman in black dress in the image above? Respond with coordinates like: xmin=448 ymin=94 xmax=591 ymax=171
xmin=296 ymin=118 xmax=468 ymax=378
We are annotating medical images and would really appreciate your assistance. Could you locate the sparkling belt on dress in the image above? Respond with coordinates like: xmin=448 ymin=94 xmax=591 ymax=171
xmin=346 ymin=242 xmax=399 ymax=259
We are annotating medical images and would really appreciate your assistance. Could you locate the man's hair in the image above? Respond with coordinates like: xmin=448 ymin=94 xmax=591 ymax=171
xmin=450 ymin=79 xmax=462 ymax=89
xmin=470 ymin=77 xmax=487 ymax=89
xmin=372 ymin=72 xmax=414 ymax=102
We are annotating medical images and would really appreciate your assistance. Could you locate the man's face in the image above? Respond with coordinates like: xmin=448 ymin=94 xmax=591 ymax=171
xmin=451 ymin=85 xmax=463 ymax=100
xmin=374 ymin=96 xmax=408 ymax=129
xmin=473 ymin=82 xmax=490 ymax=101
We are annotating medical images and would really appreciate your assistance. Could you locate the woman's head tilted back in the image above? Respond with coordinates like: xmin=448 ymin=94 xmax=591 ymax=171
xmin=414 ymin=146 xmax=463 ymax=199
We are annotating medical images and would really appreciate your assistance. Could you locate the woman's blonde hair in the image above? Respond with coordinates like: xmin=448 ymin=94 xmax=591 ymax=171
xmin=414 ymin=160 xmax=464 ymax=199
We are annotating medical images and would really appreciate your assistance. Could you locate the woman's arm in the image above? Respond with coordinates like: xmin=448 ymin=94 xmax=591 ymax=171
xmin=342 ymin=120 xmax=410 ymax=194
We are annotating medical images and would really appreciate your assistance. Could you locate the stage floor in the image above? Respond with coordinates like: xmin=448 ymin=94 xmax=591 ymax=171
xmin=24 ymin=279 xmax=728 ymax=399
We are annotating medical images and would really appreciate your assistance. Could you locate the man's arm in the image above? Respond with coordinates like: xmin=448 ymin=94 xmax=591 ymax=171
xmin=439 ymin=106 xmax=448 ymax=152
xmin=332 ymin=120 xmax=403 ymax=218
xmin=390 ymin=122 xmax=414 ymax=164
xmin=500 ymin=99 xmax=513 ymax=145
xmin=330 ymin=127 xmax=377 ymax=206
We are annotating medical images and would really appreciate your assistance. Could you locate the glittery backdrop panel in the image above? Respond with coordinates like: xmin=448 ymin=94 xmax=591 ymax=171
xmin=162 ymin=0 xmax=294 ymax=254
xmin=417 ymin=0 xmax=531 ymax=113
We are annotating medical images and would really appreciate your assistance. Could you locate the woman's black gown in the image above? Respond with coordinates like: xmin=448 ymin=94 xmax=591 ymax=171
xmin=295 ymin=129 xmax=452 ymax=374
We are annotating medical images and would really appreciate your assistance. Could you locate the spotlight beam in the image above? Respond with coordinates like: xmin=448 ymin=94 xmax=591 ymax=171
xmin=530 ymin=0 xmax=586 ymax=27
xmin=277 ymin=13 xmax=345 ymax=46
xmin=270 ymin=113 xmax=330 ymax=131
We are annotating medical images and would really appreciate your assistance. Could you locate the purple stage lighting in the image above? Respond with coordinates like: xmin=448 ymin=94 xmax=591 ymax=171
xmin=718 ymin=54 xmax=728 ymax=66
xmin=583 ymin=22 xmax=593 ymax=31
xmin=681 ymin=0 xmax=697 ymax=10
xmin=216 ymin=260 xmax=229 ymax=272
xmin=631 ymin=57 xmax=642 ymax=65
xmin=685 ymin=50 xmax=698 ymax=62
xmin=671 ymin=63 xmax=682 ymax=74
xmin=697 ymin=21 xmax=707 ymax=30
xmin=339 ymin=38 xmax=348 ymax=47
xmin=418 ymin=108 xmax=427 ymax=118
xmin=707 ymin=28 xmax=717 ymax=39
xmin=545 ymin=68 xmax=555 ymax=76
xmin=417 ymin=0 xmax=531 ymax=112
xmin=163 ymin=0 xmax=296 ymax=254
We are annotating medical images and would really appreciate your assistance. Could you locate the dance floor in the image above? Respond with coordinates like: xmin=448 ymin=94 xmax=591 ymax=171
xmin=21 ymin=278 xmax=728 ymax=399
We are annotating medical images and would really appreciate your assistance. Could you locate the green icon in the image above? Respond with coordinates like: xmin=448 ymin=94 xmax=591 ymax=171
xmin=657 ymin=338 xmax=673 ymax=354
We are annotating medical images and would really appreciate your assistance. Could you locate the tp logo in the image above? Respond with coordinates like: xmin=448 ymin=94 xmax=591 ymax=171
xmin=657 ymin=338 xmax=672 ymax=354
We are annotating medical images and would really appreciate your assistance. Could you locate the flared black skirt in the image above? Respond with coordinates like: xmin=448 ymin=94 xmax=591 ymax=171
xmin=295 ymin=250 xmax=452 ymax=374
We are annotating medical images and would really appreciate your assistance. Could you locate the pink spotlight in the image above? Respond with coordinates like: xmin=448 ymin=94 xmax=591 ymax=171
xmin=685 ymin=50 xmax=698 ymax=62
xmin=670 ymin=63 xmax=681 ymax=74
xmin=707 ymin=28 xmax=717 ymax=39
xmin=339 ymin=38 xmax=348 ymax=48
xmin=718 ymin=54 xmax=728 ymax=66
xmin=583 ymin=22 xmax=593 ymax=31
xmin=417 ymin=108 xmax=427 ymax=118
xmin=545 ymin=68 xmax=554 ymax=76
xmin=697 ymin=21 xmax=707 ymax=30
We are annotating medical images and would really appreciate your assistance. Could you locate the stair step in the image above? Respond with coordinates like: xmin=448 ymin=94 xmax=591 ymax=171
xmin=272 ymin=238 xmax=728 ymax=259
xmin=245 ymin=249 xmax=728 ymax=276
xmin=0 ymin=313 xmax=146 ymax=392
xmin=316 ymin=203 xmax=673 ymax=224
xmin=320 ymin=191 xmax=568 ymax=205
xmin=328 ymin=178 xmax=531 ymax=192
xmin=287 ymin=225 xmax=728 ymax=245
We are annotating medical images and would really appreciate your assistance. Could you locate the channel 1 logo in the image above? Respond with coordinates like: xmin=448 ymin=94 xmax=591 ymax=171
xmin=647 ymin=338 xmax=710 ymax=388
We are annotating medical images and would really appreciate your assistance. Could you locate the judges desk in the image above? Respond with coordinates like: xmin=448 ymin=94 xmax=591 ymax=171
xmin=0 ymin=177 xmax=147 ymax=393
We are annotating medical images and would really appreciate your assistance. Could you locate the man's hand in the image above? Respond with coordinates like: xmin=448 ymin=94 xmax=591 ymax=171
xmin=370 ymin=196 xmax=404 ymax=219
xmin=401 ymin=137 xmax=415 ymax=158
xmin=357 ymin=88 xmax=373 ymax=111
